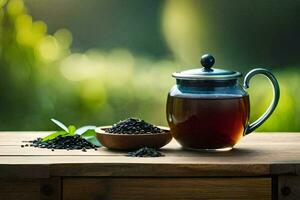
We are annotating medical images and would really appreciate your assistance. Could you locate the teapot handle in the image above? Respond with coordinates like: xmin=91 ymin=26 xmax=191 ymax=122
xmin=243 ymin=68 xmax=280 ymax=135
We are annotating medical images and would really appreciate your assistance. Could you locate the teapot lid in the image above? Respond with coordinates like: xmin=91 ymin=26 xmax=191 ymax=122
xmin=173 ymin=54 xmax=241 ymax=80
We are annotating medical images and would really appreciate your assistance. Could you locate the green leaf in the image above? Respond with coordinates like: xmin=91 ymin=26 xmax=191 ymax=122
xmin=81 ymin=129 xmax=96 ymax=137
xmin=75 ymin=126 xmax=97 ymax=135
xmin=42 ymin=131 xmax=68 ymax=142
xmin=84 ymin=136 xmax=101 ymax=147
xmin=68 ymin=125 xmax=76 ymax=135
xmin=51 ymin=118 xmax=69 ymax=132
xmin=46 ymin=118 xmax=100 ymax=147
xmin=81 ymin=129 xmax=101 ymax=147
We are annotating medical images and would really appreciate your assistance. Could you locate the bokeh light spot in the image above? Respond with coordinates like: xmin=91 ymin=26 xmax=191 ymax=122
xmin=7 ymin=0 xmax=24 ymax=16
xmin=54 ymin=29 xmax=73 ymax=49
xmin=37 ymin=36 xmax=60 ymax=61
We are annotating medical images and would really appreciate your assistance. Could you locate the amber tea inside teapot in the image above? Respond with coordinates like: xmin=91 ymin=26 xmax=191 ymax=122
xmin=166 ymin=54 xmax=280 ymax=151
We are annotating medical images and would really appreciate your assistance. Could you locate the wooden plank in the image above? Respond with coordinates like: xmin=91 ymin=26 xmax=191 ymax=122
xmin=0 ymin=132 xmax=50 ymax=145
xmin=1 ymin=137 xmax=300 ymax=160
xmin=0 ymin=177 xmax=60 ymax=200
xmin=0 ymin=132 xmax=299 ymax=146
xmin=240 ymin=133 xmax=300 ymax=143
xmin=1 ymin=140 xmax=300 ymax=165
xmin=63 ymin=177 xmax=271 ymax=200
xmin=0 ymin=153 xmax=271 ymax=177
xmin=278 ymin=176 xmax=300 ymax=200
xmin=51 ymin=163 xmax=269 ymax=177
xmin=1 ymin=155 xmax=299 ymax=177
xmin=0 ymin=164 xmax=49 ymax=178
xmin=0 ymin=145 xmax=120 ymax=156
xmin=271 ymin=164 xmax=300 ymax=176
xmin=0 ymin=155 xmax=280 ymax=165
xmin=0 ymin=132 xmax=299 ymax=177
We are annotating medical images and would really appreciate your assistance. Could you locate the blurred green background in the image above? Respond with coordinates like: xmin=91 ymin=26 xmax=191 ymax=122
xmin=0 ymin=0 xmax=299 ymax=131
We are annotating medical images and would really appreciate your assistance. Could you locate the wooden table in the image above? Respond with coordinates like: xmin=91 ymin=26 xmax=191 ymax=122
xmin=0 ymin=132 xmax=299 ymax=200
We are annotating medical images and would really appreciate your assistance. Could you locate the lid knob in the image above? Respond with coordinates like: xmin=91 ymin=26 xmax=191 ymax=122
xmin=201 ymin=54 xmax=215 ymax=71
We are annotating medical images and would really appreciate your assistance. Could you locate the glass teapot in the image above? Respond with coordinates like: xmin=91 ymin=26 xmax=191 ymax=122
xmin=166 ymin=54 xmax=280 ymax=151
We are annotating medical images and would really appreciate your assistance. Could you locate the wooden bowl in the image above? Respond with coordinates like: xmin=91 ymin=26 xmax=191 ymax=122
xmin=95 ymin=126 xmax=172 ymax=151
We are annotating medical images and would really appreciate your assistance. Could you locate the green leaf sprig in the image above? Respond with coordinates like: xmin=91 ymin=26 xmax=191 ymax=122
xmin=42 ymin=119 xmax=101 ymax=147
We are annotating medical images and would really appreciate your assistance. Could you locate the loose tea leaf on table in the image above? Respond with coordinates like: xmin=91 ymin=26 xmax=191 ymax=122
xmin=127 ymin=147 xmax=164 ymax=157
xmin=24 ymin=119 xmax=101 ymax=151
xmin=30 ymin=135 xmax=98 ymax=151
